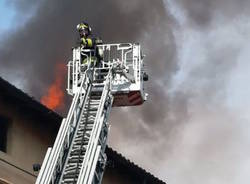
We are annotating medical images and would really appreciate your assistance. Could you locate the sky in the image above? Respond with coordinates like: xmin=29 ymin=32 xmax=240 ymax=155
xmin=1 ymin=0 xmax=250 ymax=184
xmin=0 ymin=0 xmax=15 ymax=32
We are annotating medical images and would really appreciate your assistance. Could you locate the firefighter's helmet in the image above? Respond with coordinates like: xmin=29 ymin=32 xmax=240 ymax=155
xmin=77 ymin=22 xmax=92 ymax=37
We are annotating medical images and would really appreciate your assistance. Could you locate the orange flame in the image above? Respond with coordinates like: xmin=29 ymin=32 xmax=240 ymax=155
xmin=41 ymin=63 xmax=66 ymax=110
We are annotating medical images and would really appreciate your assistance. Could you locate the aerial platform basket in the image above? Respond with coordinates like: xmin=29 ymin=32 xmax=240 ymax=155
xmin=67 ymin=43 xmax=148 ymax=107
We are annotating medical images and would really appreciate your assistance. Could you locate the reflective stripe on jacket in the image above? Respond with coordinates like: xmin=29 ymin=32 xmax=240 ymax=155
xmin=80 ymin=37 xmax=102 ymax=48
xmin=82 ymin=56 xmax=97 ymax=64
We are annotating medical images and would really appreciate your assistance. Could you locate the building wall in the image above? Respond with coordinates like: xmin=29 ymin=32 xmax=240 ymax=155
xmin=0 ymin=152 xmax=36 ymax=184
xmin=0 ymin=95 xmax=58 ymax=184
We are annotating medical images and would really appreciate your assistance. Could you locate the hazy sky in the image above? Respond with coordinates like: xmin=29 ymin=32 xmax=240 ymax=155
xmin=0 ymin=0 xmax=15 ymax=32
xmin=1 ymin=0 xmax=250 ymax=184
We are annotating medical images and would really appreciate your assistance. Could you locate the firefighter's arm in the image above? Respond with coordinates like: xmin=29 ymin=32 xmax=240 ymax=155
xmin=86 ymin=38 xmax=93 ymax=47
xmin=80 ymin=38 xmax=87 ymax=46
xmin=80 ymin=37 xmax=102 ymax=47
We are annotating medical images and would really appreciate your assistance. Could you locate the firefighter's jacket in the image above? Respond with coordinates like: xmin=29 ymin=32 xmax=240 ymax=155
xmin=80 ymin=36 xmax=103 ymax=65
xmin=80 ymin=36 xmax=102 ymax=49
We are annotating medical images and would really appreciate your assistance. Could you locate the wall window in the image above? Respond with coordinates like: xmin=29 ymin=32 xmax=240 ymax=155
xmin=0 ymin=115 xmax=9 ymax=153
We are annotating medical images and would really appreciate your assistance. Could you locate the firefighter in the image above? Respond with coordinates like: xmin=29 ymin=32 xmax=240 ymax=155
xmin=76 ymin=22 xmax=103 ymax=60
xmin=76 ymin=22 xmax=104 ymax=84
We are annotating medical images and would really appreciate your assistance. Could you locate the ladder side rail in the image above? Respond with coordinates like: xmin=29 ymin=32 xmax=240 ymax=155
xmin=108 ymin=46 xmax=111 ymax=68
xmin=121 ymin=49 xmax=124 ymax=66
xmin=135 ymin=45 xmax=138 ymax=83
xmin=52 ymin=79 xmax=86 ymax=183
xmin=73 ymin=91 xmax=94 ymax=183
xmin=80 ymin=106 xmax=106 ymax=184
xmin=133 ymin=45 xmax=137 ymax=83
xmin=43 ymin=88 xmax=81 ymax=184
xmin=100 ymin=93 xmax=113 ymax=153
xmin=75 ymin=60 xmax=79 ymax=88
xmin=79 ymin=91 xmax=108 ymax=184
xmin=94 ymin=94 xmax=114 ymax=184
xmin=72 ymin=49 xmax=75 ymax=88
xmin=52 ymin=118 xmax=70 ymax=182
xmin=132 ymin=44 xmax=141 ymax=83
xmin=138 ymin=44 xmax=142 ymax=84
xmin=140 ymin=45 xmax=144 ymax=91
xmin=54 ymin=75 xmax=91 ymax=182
xmin=39 ymin=117 xmax=73 ymax=183
xmin=51 ymin=63 xmax=93 ymax=183
xmin=86 ymin=74 xmax=112 ymax=183
xmin=87 ymin=146 xmax=101 ymax=184
xmin=83 ymin=115 xmax=105 ymax=184
xmin=88 ymin=71 xmax=111 ymax=155
xmin=39 ymin=118 xmax=69 ymax=183
xmin=67 ymin=61 xmax=72 ymax=95
xmin=137 ymin=44 xmax=141 ymax=83
xmin=36 ymin=118 xmax=66 ymax=184
xmin=73 ymin=47 xmax=83 ymax=91
xmin=35 ymin=148 xmax=52 ymax=184
xmin=77 ymin=72 xmax=112 ymax=184
xmin=40 ymin=77 xmax=89 ymax=184
xmin=87 ymin=78 xmax=114 ymax=184
xmin=132 ymin=48 xmax=137 ymax=83
xmin=73 ymin=48 xmax=78 ymax=88
xmin=57 ymin=77 xmax=92 ymax=183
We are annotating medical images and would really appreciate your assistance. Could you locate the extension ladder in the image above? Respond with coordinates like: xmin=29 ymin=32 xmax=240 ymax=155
xmin=36 ymin=43 xmax=147 ymax=184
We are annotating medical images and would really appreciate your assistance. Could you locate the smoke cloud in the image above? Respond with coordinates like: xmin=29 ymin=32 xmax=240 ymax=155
xmin=174 ymin=0 xmax=250 ymax=28
xmin=1 ymin=0 xmax=250 ymax=183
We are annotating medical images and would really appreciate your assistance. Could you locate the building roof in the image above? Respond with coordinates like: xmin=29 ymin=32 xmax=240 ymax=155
xmin=0 ymin=76 xmax=166 ymax=184
xmin=106 ymin=147 xmax=166 ymax=184
xmin=0 ymin=76 xmax=61 ymax=123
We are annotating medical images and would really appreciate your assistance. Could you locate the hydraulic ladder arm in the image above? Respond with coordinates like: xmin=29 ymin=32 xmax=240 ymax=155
xmin=36 ymin=43 xmax=147 ymax=184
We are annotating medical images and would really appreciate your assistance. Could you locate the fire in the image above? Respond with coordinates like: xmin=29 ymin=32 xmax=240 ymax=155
xmin=41 ymin=63 xmax=66 ymax=110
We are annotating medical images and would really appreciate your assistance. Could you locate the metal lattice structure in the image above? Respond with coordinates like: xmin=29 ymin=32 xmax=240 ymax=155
xmin=36 ymin=43 xmax=147 ymax=184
